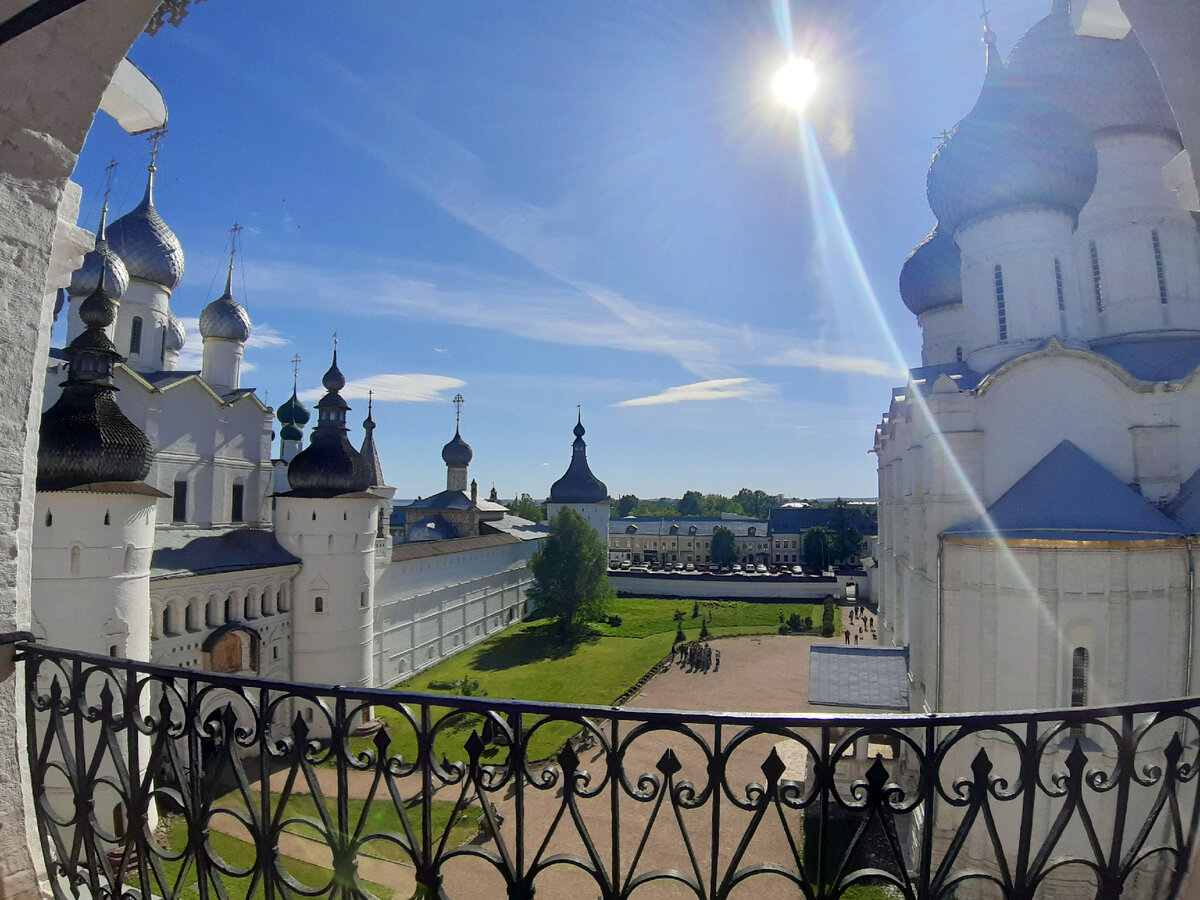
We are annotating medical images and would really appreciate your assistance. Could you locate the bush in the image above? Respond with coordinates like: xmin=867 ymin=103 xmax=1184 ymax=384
xmin=821 ymin=597 xmax=836 ymax=638
xmin=427 ymin=680 xmax=456 ymax=690
xmin=607 ymin=614 xmax=623 ymax=627
xmin=692 ymin=601 xmax=700 ymax=618
xmin=675 ymin=626 xmax=686 ymax=644
xmin=458 ymin=679 xmax=486 ymax=697
xmin=787 ymin=612 xmax=803 ymax=632
xmin=699 ymin=620 xmax=710 ymax=640
xmin=778 ymin=624 xmax=790 ymax=635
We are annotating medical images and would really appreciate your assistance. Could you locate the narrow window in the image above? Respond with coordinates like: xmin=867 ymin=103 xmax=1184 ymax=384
xmin=103 ymin=510 xmax=110 ymax=526
xmin=994 ymin=264 xmax=1007 ymax=341
xmin=231 ymin=484 xmax=244 ymax=523
xmin=1071 ymin=647 xmax=1089 ymax=707
xmin=1089 ymin=240 xmax=1103 ymax=312
xmin=360 ymin=591 xmax=368 ymax=608
xmin=1054 ymin=257 xmax=1065 ymax=312
xmin=955 ymin=346 xmax=962 ymax=363
xmin=129 ymin=317 xmax=143 ymax=355
xmin=161 ymin=607 xmax=171 ymax=636
xmin=224 ymin=596 xmax=233 ymax=622
xmin=109 ymin=645 xmax=118 ymax=657
xmin=1153 ymin=230 xmax=1168 ymax=304
xmin=44 ymin=510 xmax=51 ymax=526
xmin=185 ymin=604 xmax=196 ymax=631
xmin=173 ymin=480 xmax=187 ymax=523
xmin=314 ymin=596 xmax=324 ymax=614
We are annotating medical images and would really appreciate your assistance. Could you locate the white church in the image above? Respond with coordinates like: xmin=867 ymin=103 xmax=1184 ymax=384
xmin=33 ymin=148 xmax=558 ymax=717
xmin=874 ymin=0 xmax=1200 ymax=717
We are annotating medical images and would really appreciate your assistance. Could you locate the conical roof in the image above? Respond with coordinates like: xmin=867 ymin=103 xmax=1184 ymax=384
xmin=359 ymin=395 xmax=387 ymax=487
xmin=37 ymin=270 xmax=153 ymax=491
xmin=285 ymin=350 xmax=372 ymax=496
xmin=549 ymin=413 xmax=608 ymax=503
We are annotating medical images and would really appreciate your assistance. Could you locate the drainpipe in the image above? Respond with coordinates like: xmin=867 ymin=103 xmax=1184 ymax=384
xmin=935 ymin=535 xmax=945 ymax=711
xmin=1186 ymin=539 xmax=1195 ymax=695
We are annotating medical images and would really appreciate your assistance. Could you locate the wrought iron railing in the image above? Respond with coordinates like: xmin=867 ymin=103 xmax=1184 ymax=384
xmin=17 ymin=640 xmax=1200 ymax=899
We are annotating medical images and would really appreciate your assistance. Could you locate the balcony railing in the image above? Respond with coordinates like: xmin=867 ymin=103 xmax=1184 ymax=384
xmin=17 ymin=640 xmax=1200 ymax=899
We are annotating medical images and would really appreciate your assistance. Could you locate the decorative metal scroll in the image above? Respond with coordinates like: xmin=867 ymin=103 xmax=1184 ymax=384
xmin=144 ymin=0 xmax=205 ymax=36
xmin=19 ymin=642 xmax=1200 ymax=899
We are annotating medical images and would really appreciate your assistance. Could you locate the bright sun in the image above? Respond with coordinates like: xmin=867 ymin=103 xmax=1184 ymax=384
xmin=772 ymin=56 xmax=818 ymax=112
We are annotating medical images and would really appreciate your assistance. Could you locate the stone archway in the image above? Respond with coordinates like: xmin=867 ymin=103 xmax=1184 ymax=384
xmin=0 ymin=2 xmax=168 ymax=891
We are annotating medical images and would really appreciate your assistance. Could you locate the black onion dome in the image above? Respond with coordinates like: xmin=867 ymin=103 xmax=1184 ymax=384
xmin=1007 ymin=2 xmax=1179 ymax=141
xmin=927 ymin=34 xmax=1098 ymax=234
xmin=37 ymin=275 xmax=153 ymax=491
xmin=199 ymin=264 xmax=251 ymax=342
xmin=69 ymin=204 xmax=129 ymax=300
xmin=549 ymin=414 xmax=608 ymax=503
xmin=285 ymin=350 xmax=372 ymax=496
xmin=900 ymin=226 xmax=963 ymax=316
xmin=442 ymin=429 xmax=473 ymax=467
xmin=107 ymin=170 xmax=185 ymax=291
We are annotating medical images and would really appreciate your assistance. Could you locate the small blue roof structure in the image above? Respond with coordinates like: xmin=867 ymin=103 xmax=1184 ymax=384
xmin=944 ymin=440 xmax=1183 ymax=541
xmin=809 ymin=646 xmax=910 ymax=710
xmin=1092 ymin=337 xmax=1200 ymax=384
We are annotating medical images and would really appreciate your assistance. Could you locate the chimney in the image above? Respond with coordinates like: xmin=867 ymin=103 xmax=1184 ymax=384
xmin=471 ymin=478 xmax=478 ymax=505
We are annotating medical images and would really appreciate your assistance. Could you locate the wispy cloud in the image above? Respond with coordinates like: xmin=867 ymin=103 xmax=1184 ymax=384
xmin=767 ymin=347 xmax=905 ymax=379
xmin=616 ymin=378 xmax=770 ymax=407
xmin=299 ymin=373 xmax=465 ymax=404
xmin=173 ymin=317 xmax=291 ymax=371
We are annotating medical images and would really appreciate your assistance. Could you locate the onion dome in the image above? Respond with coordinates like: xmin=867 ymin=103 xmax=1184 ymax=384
xmin=106 ymin=166 xmax=185 ymax=291
xmin=1007 ymin=1 xmax=1179 ymax=141
xmin=927 ymin=29 xmax=1098 ymax=235
xmin=68 ymin=202 xmax=129 ymax=300
xmin=37 ymin=270 xmax=153 ymax=491
xmin=359 ymin=394 xmax=386 ymax=487
xmin=285 ymin=350 xmax=372 ymax=496
xmin=277 ymin=380 xmax=311 ymax=443
xmin=900 ymin=226 xmax=963 ymax=316
xmin=441 ymin=428 xmax=473 ymax=467
xmin=164 ymin=313 xmax=186 ymax=354
xmin=199 ymin=260 xmax=252 ymax=342
xmin=549 ymin=411 xmax=608 ymax=503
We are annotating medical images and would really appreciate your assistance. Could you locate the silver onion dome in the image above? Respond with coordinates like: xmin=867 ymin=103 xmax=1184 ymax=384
xmin=199 ymin=263 xmax=251 ymax=343
xmin=899 ymin=227 xmax=963 ymax=317
xmin=107 ymin=168 xmax=185 ymax=291
xmin=68 ymin=203 xmax=129 ymax=300
xmin=927 ymin=31 xmax=1097 ymax=234
xmin=441 ymin=429 xmax=473 ymax=467
xmin=164 ymin=313 xmax=187 ymax=353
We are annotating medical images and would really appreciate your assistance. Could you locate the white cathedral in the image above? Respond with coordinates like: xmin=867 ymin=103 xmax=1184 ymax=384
xmin=30 ymin=150 xmax=576 ymax=721
xmin=874 ymin=0 xmax=1200 ymax=717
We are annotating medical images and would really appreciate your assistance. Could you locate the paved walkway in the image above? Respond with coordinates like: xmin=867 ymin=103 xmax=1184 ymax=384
xmin=210 ymin=625 xmax=878 ymax=898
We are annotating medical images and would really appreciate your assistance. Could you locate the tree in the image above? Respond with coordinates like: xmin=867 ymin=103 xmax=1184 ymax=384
xmin=803 ymin=526 xmax=832 ymax=570
xmin=710 ymin=526 xmax=739 ymax=566
xmin=678 ymin=490 xmax=703 ymax=516
xmin=527 ymin=508 xmax=613 ymax=639
xmin=616 ymin=494 xmax=639 ymax=517
xmin=733 ymin=488 xmax=784 ymax=519
xmin=827 ymin=498 xmax=864 ymax=563
xmin=507 ymin=492 xmax=545 ymax=523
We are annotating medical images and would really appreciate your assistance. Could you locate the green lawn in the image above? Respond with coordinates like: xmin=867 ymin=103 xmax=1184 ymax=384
xmin=218 ymin=791 xmax=478 ymax=863
xmin=363 ymin=596 xmax=840 ymax=762
xmin=126 ymin=816 xmax=397 ymax=900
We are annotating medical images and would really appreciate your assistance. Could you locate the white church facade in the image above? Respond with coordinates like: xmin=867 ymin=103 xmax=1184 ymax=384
xmin=874 ymin=0 xmax=1200 ymax=717
xmin=32 ymin=149 xmax=549 ymax=720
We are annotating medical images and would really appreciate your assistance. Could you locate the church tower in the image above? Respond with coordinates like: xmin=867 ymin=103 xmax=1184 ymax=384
xmin=546 ymin=409 xmax=610 ymax=538
xmin=274 ymin=346 xmax=379 ymax=723
xmin=273 ymin=359 xmax=311 ymax=495
xmin=199 ymin=243 xmax=252 ymax=393
xmin=359 ymin=393 xmax=396 ymax=560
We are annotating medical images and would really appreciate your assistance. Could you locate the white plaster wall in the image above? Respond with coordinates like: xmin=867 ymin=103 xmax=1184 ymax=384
xmin=112 ymin=278 xmax=173 ymax=373
xmin=201 ymin=337 xmax=243 ymax=393
xmin=546 ymin=501 xmax=609 ymax=541
xmin=275 ymin=496 xmax=377 ymax=692
xmin=918 ymin=304 xmax=966 ymax=367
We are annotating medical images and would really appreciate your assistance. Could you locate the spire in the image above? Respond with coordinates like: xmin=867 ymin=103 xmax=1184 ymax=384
xmin=105 ymin=127 xmax=185 ymax=291
xmin=1050 ymin=0 xmax=1069 ymax=16
xmin=144 ymin=127 xmax=165 ymax=207
xmin=982 ymin=8 xmax=1003 ymax=87
xmin=37 ymin=265 xmax=153 ymax=490
xmin=358 ymin=390 xmax=387 ymax=488
xmin=198 ymin=224 xmax=251 ymax=344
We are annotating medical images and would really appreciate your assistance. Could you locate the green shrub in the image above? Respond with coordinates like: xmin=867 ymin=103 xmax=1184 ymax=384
xmin=787 ymin=612 xmax=803 ymax=632
xmin=607 ymin=614 xmax=623 ymax=627
xmin=778 ymin=624 xmax=790 ymax=635
xmin=821 ymin=597 xmax=836 ymax=638
xmin=699 ymin=620 xmax=710 ymax=640
xmin=675 ymin=626 xmax=686 ymax=644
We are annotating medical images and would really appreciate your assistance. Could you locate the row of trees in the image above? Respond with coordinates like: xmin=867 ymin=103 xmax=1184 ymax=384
xmin=614 ymin=488 xmax=784 ymax=520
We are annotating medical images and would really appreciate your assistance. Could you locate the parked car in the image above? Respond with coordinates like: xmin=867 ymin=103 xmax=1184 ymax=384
xmin=756 ymin=564 xmax=768 ymax=574
xmin=731 ymin=564 xmax=743 ymax=573
xmin=685 ymin=562 xmax=695 ymax=571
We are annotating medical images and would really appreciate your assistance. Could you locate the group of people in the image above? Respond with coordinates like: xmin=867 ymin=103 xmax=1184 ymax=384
xmin=672 ymin=641 xmax=720 ymax=674
xmin=843 ymin=605 xmax=877 ymax=645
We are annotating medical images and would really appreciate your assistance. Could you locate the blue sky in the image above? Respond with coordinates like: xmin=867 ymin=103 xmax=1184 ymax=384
xmin=64 ymin=0 xmax=1049 ymax=501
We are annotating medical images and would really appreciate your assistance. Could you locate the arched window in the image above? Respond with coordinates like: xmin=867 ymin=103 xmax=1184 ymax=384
xmin=955 ymin=346 xmax=962 ymax=363
xmin=44 ymin=510 xmax=51 ymax=526
xmin=1054 ymin=257 xmax=1065 ymax=312
xmin=129 ymin=316 xmax=143 ymax=355
xmin=994 ymin=264 xmax=1007 ymax=341
xmin=206 ymin=598 xmax=217 ymax=627
xmin=231 ymin=483 xmax=245 ymax=522
xmin=314 ymin=596 xmax=324 ymax=614
xmin=161 ymin=606 xmax=172 ymax=637
xmin=1152 ymin=230 xmax=1168 ymax=304
xmin=70 ymin=545 xmax=80 ymax=576
xmin=1089 ymin=240 xmax=1103 ymax=312
xmin=224 ymin=595 xmax=234 ymax=623
xmin=185 ymin=602 xmax=197 ymax=632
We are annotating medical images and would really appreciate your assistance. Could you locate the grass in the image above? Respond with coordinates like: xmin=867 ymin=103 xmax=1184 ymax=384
xmin=361 ymin=596 xmax=842 ymax=763
xmin=217 ymin=791 xmax=478 ymax=862
xmin=126 ymin=816 xmax=397 ymax=900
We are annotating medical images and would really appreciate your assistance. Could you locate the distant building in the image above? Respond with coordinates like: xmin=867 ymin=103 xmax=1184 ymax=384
xmin=766 ymin=507 xmax=878 ymax=566
xmin=609 ymin=516 xmax=770 ymax=566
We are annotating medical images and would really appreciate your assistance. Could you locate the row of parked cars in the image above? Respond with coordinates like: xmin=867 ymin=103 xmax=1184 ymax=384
xmin=609 ymin=561 xmax=809 ymax=577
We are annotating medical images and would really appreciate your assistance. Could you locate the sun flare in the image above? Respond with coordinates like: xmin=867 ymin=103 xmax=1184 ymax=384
xmin=772 ymin=56 xmax=817 ymax=112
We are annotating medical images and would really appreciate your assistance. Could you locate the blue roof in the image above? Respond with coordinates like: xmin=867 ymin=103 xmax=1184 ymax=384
xmin=608 ymin=516 xmax=767 ymax=538
xmin=809 ymin=646 xmax=910 ymax=710
xmin=1091 ymin=337 xmax=1200 ymax=383
xmin=767 ymin=507 xmax=877 ymax=535
xmin=406 ymin=490 xmax=475 ymax=511
xmin=1166 ymin=468 xmax=1200 ymax=534
xmin=944 ymin=441 xmax=1184 ymax=541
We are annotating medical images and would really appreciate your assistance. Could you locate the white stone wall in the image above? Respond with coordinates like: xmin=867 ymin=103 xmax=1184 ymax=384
xmin=373 ymin=542 xmax=537 ymax=686
xmin=918 ymin=304 xmax=965 ymax=367
xmin=546 ymin=500 xmax=609 ymax=541
xmin=112 ymin=278 xmax=173 ymax=373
